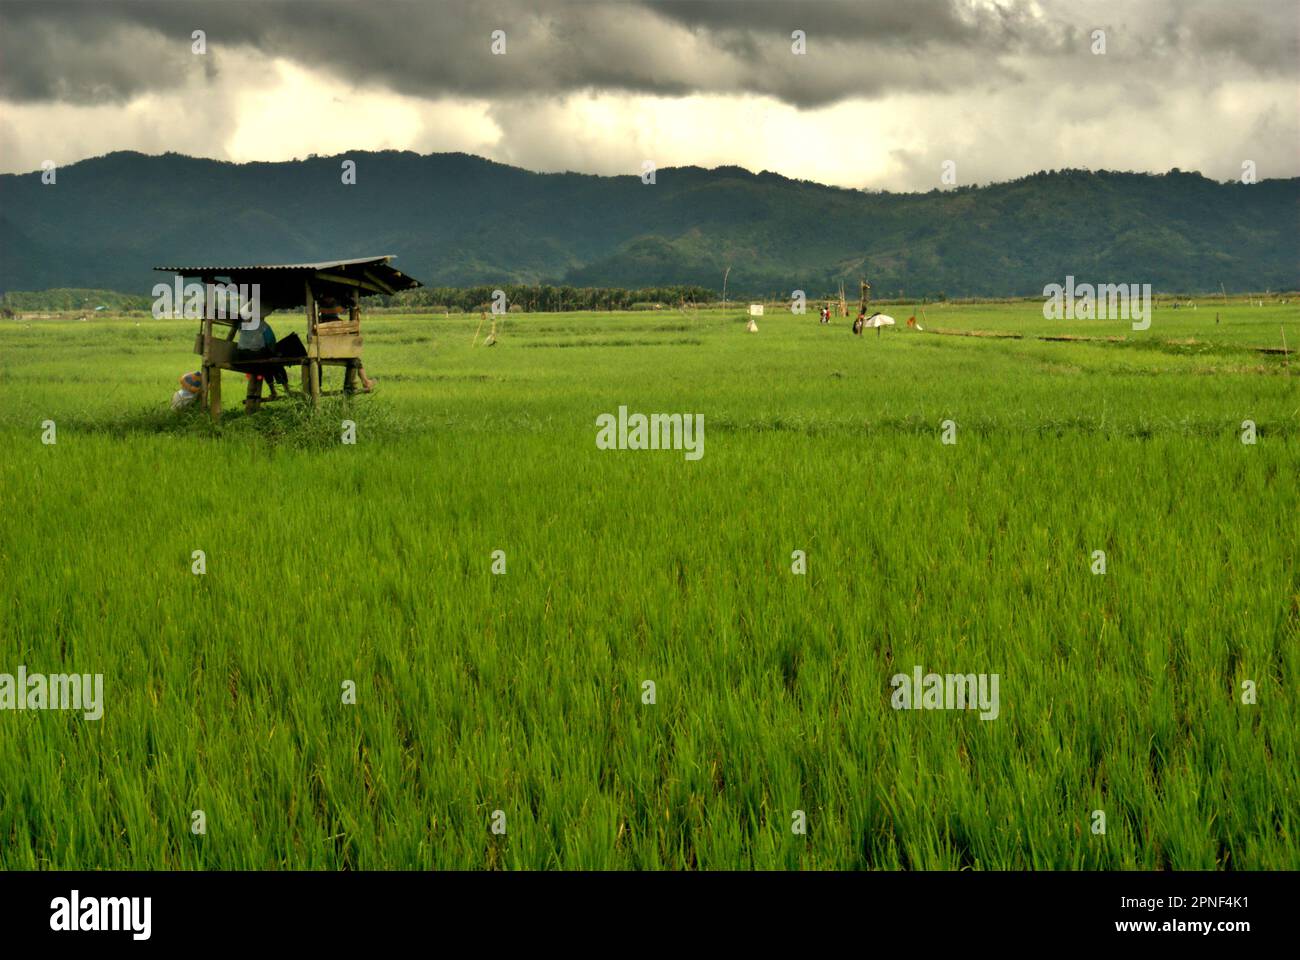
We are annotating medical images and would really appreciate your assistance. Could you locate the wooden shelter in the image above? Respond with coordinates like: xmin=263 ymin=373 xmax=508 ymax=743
xmin=154 ymin=256 xmax=422 ymax=421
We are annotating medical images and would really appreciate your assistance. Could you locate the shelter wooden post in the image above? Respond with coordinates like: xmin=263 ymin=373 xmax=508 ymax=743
xmin=305 ymin=280 xmax=320 ymax=407
xmin=201 ymin=278 xmax=222 ymax=422
xmin=344 ymin=288 xmax=360 ymax=394
xmin=244 ymin=374 xmax=262 ymax=414
xmin=209 ymin=363 xmax=222 ymax=419
xmin=200 ymin=295 xmax=212 ymax=415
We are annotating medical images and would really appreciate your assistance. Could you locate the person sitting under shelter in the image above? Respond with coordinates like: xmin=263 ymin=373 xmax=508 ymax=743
xmin=234 ymin=313 xmax=288 ymax=396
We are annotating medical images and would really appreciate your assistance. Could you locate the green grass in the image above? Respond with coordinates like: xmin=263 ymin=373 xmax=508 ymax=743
xmin=0 ymin=299 xmax=1296 ymax=869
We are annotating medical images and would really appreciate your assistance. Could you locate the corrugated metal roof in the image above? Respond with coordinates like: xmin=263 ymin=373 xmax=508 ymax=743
xmin=154 ymin=255 xmax=406 ymax=275
xmin=152 ymin=255 xmax=421 ymax=311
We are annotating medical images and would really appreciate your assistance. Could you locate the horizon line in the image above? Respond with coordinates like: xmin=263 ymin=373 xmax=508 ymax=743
xmin=3 ymin=148 xmax=1291 ymax=194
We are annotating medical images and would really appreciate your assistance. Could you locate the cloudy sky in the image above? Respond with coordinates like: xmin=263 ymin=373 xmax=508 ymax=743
xmin=1 ymin=0 xmax=1296 ymax=190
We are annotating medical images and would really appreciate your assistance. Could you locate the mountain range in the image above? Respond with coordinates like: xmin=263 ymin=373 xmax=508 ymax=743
xmin=1 ymin=150 xmax=1295 ymax=297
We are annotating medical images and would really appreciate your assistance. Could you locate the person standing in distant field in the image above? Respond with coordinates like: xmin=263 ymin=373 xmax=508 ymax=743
xmin=317 ymin=293 xmax=376 ymax=394
xmin=853 ymin=309 xmax=866 ymax=335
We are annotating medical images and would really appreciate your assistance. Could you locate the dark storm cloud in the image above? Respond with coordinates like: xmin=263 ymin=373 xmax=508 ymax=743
xmin=648 ymin=0 xmax=1041 ymax=48
xmin=0 ymin=1 xmax=218 ymax=102
xmin=2 ymin=0 xmax=1289 ymax=108
xmin=4 ymin=0 xmax=1291 ymax=110
xmin=1178 ymin=3 xmax=1299 ymax=73
xmin=0 ymin=1 xmax=723 ymax=103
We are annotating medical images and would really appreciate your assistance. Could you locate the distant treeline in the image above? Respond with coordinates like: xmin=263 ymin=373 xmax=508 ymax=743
xmin=0 ymin=288 xmax=152 ymax=313
xmin=370 ymin=284 xmax=721 ymax=311
xmin=5 ymin=284 xmax=1288 ymax=316
xmin=1 ymin=284 xmax=724 ymax=314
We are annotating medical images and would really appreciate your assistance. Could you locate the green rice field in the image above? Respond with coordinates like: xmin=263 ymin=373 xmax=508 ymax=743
xmin=0 ymin=298 xmax=1296 ymax=869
